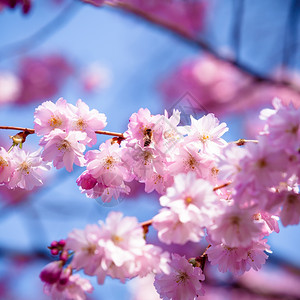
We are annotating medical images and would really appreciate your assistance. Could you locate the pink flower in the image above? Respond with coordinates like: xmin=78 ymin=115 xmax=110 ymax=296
xmin=208 ymin=206 xmax=263 ymax=248
xmin=206 ymin=238 xmax=270 ymax=276
xmin=153 ymin=208 xmax=205 ymax=245
xmin=121 ymin=144 xmax=165 ymax=182
xmin=206 ymin=243 xmax=247 ymax=275
xmin=65 ymin=224 xmax=104 ymax=276
xmin=40 ymin=129 xmax=86 ymax=172
xmin=159 ymin=172 xmax=218 ymax=225
xmin=69 ymin=99 xmax=107 ymax=146
xmin=260 ymin=98 xmax=300 ymax=154
xmin=0 ymin=147 xmax=13 ymax=183
xmin=43 ymin=274 xmax=93 ymax=300
xmin=86 ymin=140 xmax=131 ymax=186
xmin=34 ymin=97 xmax=71 ymax=135
xmin=234 ymin=136 xmax=289 ymax=202
xmin=8 ymin=147 xmax=51 ymax=190
xmin=154 ymin=253 xmax=205 ymax=300
xmin=168 ymin=142 xmax=215 ymax=181
xmin=243 ymin=239 xmax=271 ymax=272
xmin=124 ymin=108 xmax=163 ymax=149
xmin=216 ymin=143 xmax=246 ymax=181
xmin=178 ymin=113 xmax=228 ymax=155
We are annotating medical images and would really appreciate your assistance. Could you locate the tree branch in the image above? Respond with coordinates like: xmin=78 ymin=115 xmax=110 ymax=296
xmin=104 ymin=1 xmax=300 ymax=93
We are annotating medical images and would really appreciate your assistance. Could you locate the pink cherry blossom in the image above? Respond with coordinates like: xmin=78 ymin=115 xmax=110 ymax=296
xmin=206 ymin=242 xmax=247 ymax=275
xmin=208 ymin=206 xmax=264 ymax=248
xmin=153 ymin=208 xmax=205 ymax=245
xmin=8 ymin=147 xmax=51 ymax=190
xmin=216 ymin=143 xmax=247 ymax=181
xmin=40 ymin=129 xmax=86 ymax=172
xmin=178 ymin=113 xmax=228 ymax=155
xmin=65 ymin=224 xmax=104 ymax=276
xmin=154 ymin=253 xmax=205 ymax=300
xmin=159 ymin=172 xmax=219 ymax=225
xmin=43 ymin=274 xmax=93 ymax=300
xmin=34 ymin=97 xmax=72 ymax=135
xmin=124 ymin=108 xmax=163 ymax=149
xmin=86 ymin=140 xmax=132 ymax=186
xmin=260 ymin=97 xmax=300 ymax=154
xmin=69 ymin=99 xmax=107 ymax=146
xmin=168 ymin=142 xmax=215 ymax=181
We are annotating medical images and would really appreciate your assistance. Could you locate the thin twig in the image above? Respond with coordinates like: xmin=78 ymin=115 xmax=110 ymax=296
xmin=232 ymin=138 xmax=259 ymax=146
xmin=213 ymin=182 xmax=231 ymax=192
xmin=0 ymin=126 xmax=124 ymax=138
xmin=104 ymin=1 xmax=300 ymax=93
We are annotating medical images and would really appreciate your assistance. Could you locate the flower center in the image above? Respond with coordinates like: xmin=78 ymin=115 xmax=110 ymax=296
xmin=143 ymin=150 xmax=152 ymax=165
xmin=185 ymin=196 xmax=193 ymax=205
xmin=0 ymin=156 xmax=8 ymax=168
xmin=104 ymin=156 xmax=115 ymax=170
xmin=85 ymin=244 xmax=96 ymax=255
xmin=19 ymin=161 xmax=30 ymax=175
xmin=175 ymin=271 xmax=189 ymax=284
xmin=76 ymin=118 xmax=87 ymax=131
xmin=257 ymin=158 xmax=267 ymax=168
xmin=49 ymin=115 xmax=62 ymax=128
xmin=200 ymin=134 xmax=210 ymax=143
xmin=58 ymin=140 xmax=71 ymax=152
xmin=185 ymin=154 xmax=198 ymax=170
xmin=112 ymin=235 xmax=123 ymax=244
xmin=230 ymin=216 xmax=240 ymax=225
xmin=287 ymin=194 xmax=297 ymax=204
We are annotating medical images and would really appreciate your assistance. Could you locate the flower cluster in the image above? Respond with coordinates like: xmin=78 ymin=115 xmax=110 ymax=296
xmin=2 ymin=96 xmax=299 ymax=299
xmin=34 ymin=97 xmax=107 ymax=172
xmin=0 ymin=147 xmax=50 ymax=190
xmin=40 ymin=212 xmax=169 ymax=299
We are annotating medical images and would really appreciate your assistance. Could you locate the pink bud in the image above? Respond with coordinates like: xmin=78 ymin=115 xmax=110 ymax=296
xmin=76 ymin=171 xmax=97 ymax=190
xmin=50 ymin=241 xmax=58 ymax=248
xmin=39 ymin=261 xmax=63 ymax=284
xmin=51 ymin=248 xmax=59 ymax=256
xmin=58 ymin=239 xmax=66 ymax=247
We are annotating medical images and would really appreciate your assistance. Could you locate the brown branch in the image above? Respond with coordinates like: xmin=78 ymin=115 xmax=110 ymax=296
xmin=0 ymin=126 xmax=124 ymax=138
xmin=232 ymin=139 xmax=259 ymax=146
xmin=104 ymin=1 xmax=300 ymax=93
xmin=213 ymin=182 xmax=231 ymax=191
xmin=0 ymin=126 xmax=125 ymax=139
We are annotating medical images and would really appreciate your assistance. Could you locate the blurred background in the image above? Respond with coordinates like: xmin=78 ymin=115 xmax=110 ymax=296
xmin=1 ymin=0 xmax=300 ymax=299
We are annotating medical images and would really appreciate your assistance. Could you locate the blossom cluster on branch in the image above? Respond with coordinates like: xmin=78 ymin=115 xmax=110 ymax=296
xmin=0 ymin=97 xmax=299 ymax=299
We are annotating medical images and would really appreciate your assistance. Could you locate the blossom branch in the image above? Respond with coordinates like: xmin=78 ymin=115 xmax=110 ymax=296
xmin=0 ymin=126 xmax=124 ymax=139
xmin=213 ymin=182 xmax=231 ymax=191
xmin=232 ymin=138 xmax=259 ymax=146
xmin=104 ymin=1 xmax=300 ymax=93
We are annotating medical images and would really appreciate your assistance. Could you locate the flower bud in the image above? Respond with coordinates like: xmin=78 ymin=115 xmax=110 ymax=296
xmin=39 ymin=261 xmax=63 ymax=284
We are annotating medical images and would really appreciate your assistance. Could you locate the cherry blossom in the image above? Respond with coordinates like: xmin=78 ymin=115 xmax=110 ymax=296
xmin=178 ymin=113 xmax=228 ymax=155
xmin=7 ymin=147 xmax=51 ymax=190
xmin=154 ymin=253 xmax=205 ymax=300
xmin=43 ymin=274 xmax=93 ymax=300
xmin=68 ymin=99 xmax=107 ymax=146
xmin=40 ymin=129 xmax=86 ymax=172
